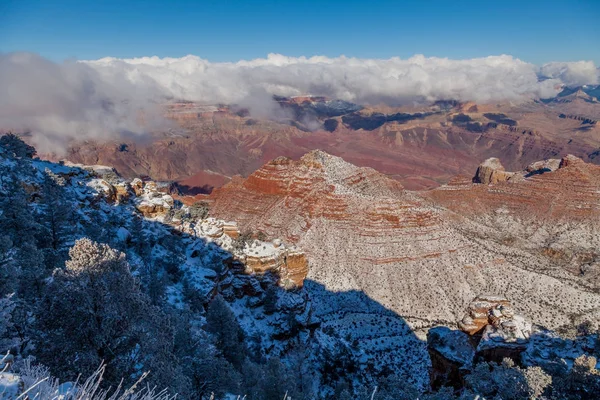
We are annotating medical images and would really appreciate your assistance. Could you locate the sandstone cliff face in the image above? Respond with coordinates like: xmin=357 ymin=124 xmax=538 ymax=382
xmin=209 ymin=150 xmax=600 ymax=386
xmin=211 ymin=151 xmax=600 ymax=325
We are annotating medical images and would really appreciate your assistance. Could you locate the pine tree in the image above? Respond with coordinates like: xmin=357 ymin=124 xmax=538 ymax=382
xmin=129 ymin=215 xmax=151 ymax=262
xmin=205 ymin=295 xmax=247 ymax=369
xmin=36 ymin=239 xmax=153 ymax=385
xmin=0 ymin=173 xmax=39 ymax=244
xmin=0 ymin=173 xmax=45 ymax=298
xmin=0 ymin=133 xmax=36 ymax=159
xmin=0 ymin=296 xmax=18 ymax=353
xmin=258 ymin=358 xmax=297 ymax=400
xmin=38 ymin=169 xmax=75 ymax=270
xmin=0 ymin=235 xmax=17 ymax=296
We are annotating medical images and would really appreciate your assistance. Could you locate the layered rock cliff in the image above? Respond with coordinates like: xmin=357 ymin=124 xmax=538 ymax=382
xmin=208 ymin=150 xmax=600 ymax=387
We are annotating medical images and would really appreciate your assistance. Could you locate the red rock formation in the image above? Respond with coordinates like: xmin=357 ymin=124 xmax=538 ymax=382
xmin=53 ymin=97 xmax=600 ymax=192
xmin=429 ymin=154 xmax=600 ymax=222
xmin=472 ymin=158 xmax=515 ymax=184
xmin=209 ymin=150 xmax=600 ymax=331
xmin=210 ymin=150 xmax=416 ymax=242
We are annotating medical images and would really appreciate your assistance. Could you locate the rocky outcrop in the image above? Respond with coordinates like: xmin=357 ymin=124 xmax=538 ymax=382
xmin=559 ymin=154 xmax=586 ymax=169
xmin=82 ymin=169 xmax=311 ymax=286
xmin=428 ymin=296 xmax=533 ymax=389
xmin=177 ymin=218 xmax=309 ymax=288
xmin=134 ymin=185 xmax=174 ymax=218
xmin=432 ymin=153 xmax=600 ymax=223
xmin=459 ymin=295 xmax=532 ymax=364
xmin=473 ymin=158 xmax=515 ymax=184
xmin=458 ymin=295 xmax=513 ymax=335
xmin=429 ymin=295 xmax=598 ymax=390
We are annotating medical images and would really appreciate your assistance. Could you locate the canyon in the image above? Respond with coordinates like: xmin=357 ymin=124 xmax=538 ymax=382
xmin=57 ymin=92 xmax=600 ymax=192
xmin=205 ymin=148 xmax=600 ymax=388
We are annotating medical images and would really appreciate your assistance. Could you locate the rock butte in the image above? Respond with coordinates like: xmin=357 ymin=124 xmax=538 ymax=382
xmin=210 ymin=150 xmax=600 ymax=327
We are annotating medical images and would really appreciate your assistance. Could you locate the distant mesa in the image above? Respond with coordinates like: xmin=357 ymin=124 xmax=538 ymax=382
xmin=57 ymin=89 xmax=600 ymax=195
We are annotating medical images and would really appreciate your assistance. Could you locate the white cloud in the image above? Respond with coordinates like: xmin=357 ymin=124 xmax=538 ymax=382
xmin=539 ymin=60 xmax=599 ymax=87
xmin=85 ymin=53 xmax=600 ymax=106
xmin=0 ymin=52 xmax=169 ymax=153
xmin=1 ymin=52 xmax=598 ymax=153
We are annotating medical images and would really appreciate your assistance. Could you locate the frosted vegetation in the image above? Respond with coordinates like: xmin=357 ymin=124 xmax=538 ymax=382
xmin=0 ymin=134 xmax=598 ymax=399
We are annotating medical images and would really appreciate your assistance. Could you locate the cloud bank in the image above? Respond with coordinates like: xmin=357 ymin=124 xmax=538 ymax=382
xmin=0 ymin=52 xmax=168 ymax=153
xmin=1 ymin=52 xmax=599 ymax=152
xmin=85 ymin=53 xmax=599 ymax=104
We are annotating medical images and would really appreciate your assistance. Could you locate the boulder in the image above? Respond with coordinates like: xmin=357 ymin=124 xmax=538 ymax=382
xmin=559 ymin=154 xmax=585 ymax=169
xmin=130 ymin=178 xmax=144 ymax=196
xmin=428 ymin=295 xmax=534 ymax=389
xmin=458 ymin=295 xmax=512 ymax=335
xmin=473 ymin=158 xmax=514 ymax=184
xmin=458 ymin=295 xmax=532 ymax=364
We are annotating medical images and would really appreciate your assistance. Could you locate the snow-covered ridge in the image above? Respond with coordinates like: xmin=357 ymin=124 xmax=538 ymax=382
xmin=78 ymin=170 xmax=311 ymax=288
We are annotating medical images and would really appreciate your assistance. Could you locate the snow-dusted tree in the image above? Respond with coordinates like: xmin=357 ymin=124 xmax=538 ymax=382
xmin=14 ymin=241 xmax=45 ymax=299
xmin=0 ymin=235 xmax=17 ymax=296
xmin=168 ymin=310 xmax=239 ymax=398
xmin=37 ymin=169 xmax=76 ymax=270
xmin=83 ymin=208 xmax=109 ymax=243
xmin=0 ymin=296 xmax=18 ymax=353
xmin=0 ymin=174 xmax=45 ymax=298
xmin=464 ymin=359 xmax=530 ymax=399
xmin=188 ymin=201 xmax=209 ymax=221
xmin=0 ymin=173 xmax=39 ymax=244
xmin=253 ymin=357 xmax=298 ymax=400
xmin=205 ymin=294 xmax=247 ymax=369
xmin=523 ymin=365 xmax=552 ymax=399
xmin=0 ymin=133 xmax=36 ymax=159
xmin=129 ymin=215 xmax=151 ymax=262
xmin=553 ymin=355 xmax=600 ymax=399
xmin=189 ymin=344 xmax=241 ymax=398
xmin=232 ymin=231 xmax=252 ymax=252
xmin=36 ymin=239 xmax=155 ymax=385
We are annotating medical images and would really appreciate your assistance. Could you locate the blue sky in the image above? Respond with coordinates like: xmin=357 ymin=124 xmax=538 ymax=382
xmin=1 ymin=0 xmax=599 ymax=64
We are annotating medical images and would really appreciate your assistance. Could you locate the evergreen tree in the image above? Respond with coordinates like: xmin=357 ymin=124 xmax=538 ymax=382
xmin=0 ymin=173 xmax=39 ymax=244
xmin=0 ymin=235 xmax=17 ymax=296
xmin=37 ymin=169 xmax=75 ymax=270
xmin=0 ymin=173 xmax=45 ymax=298
xmin=0 ymin=133 xmax=36 ymax=159
xmin=0 ymin=296 xmax=18 ymax=353
xmin=36 ymin=239 xmax=155 ymax=385
xmin=205 ymin=295 xmax=247 ymax=369
xmin=257 ymin=358 xmax=298 ymax=400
